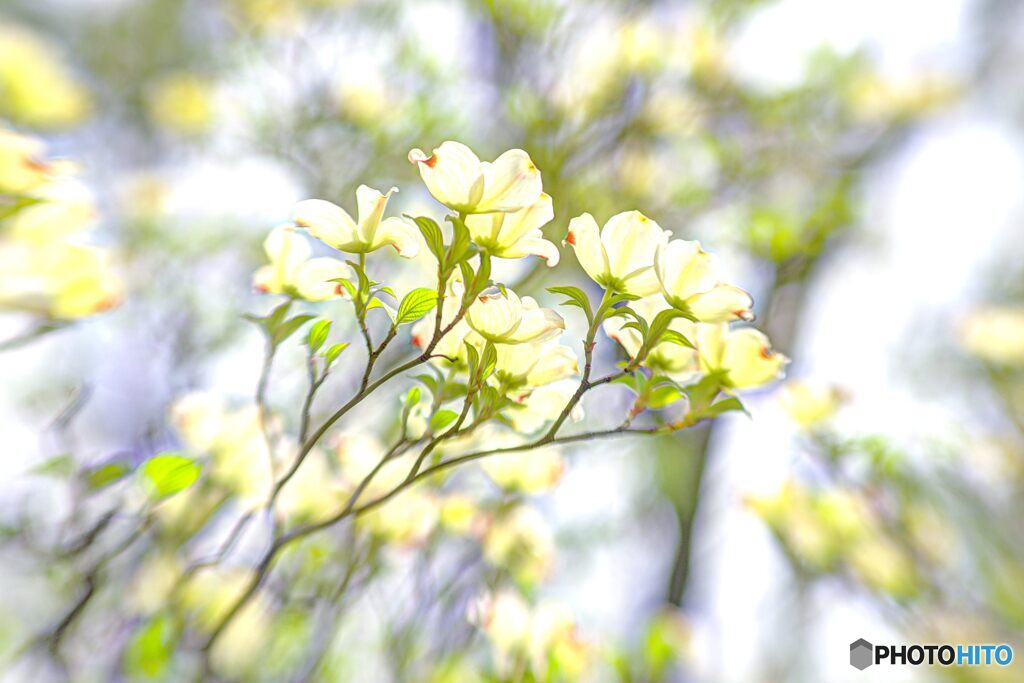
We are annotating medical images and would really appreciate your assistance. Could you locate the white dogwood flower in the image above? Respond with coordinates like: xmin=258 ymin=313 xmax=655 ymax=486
xmin=465 ymin=286 xmax=564 ymax=344
xmin=698 ymin=323 xmax=788 ymax=390
xmin=253 ymin=225 xmax=351 ymax=301
xmin=654 ymin=238 xmax=753 ymax=322
xmin=408 ymin=141 xmax=542 ymax=214
xmin=465 ymin=193 xmax=559 ymax=265
xmin=293 ymin=185 xmax=419 ymax=257
xmin=564 ymin=210 xmax=666 ymax=295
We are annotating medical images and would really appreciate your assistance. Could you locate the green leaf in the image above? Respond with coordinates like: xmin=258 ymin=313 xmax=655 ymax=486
xmin=683 ymin=373 xmax=726 ymax=414
xmin=273 ymin=314 xmax=316 ymax=347
xmin=323 ymin=342 xmax=350 ymax=367
xmin=86 ymin=461 xmax=133 ymax=490
xmin=411 ymin=216 xmax=446 ymax=267
xmin=306 ymin=320 xmax=331 ymax=353
xmin=596 ymin=291 xmax=640 ymax=321
xmin=446 ymin=215 xmax=472 ymax=266
xmin=396 ymin=288 xmax=438 ymax=325
xmin=347 ymin=259 xmax=371 ymax=299
xmin=124 ymin=614 xmax=176 ymax=678
xmin=265 ymin=300 xmax=292 ymax=331
xmin=412 ymin=374 xmax=438 ymax=398
xmin=547 ymin=286 xmax=594 ymax=324
xmin=471 ymin=252 xmax=492 ymax=296
xmin=430 ymin=409 xmax=459 ymax=432
xmin=648 ymin=385 xmax=685 ymax=409
xmin=464 ymin=341 xmax=480 ymax=380
xmin=647 ymin=309 xmax=686 ymax=347
xmin=334 ymin=278 xmax=358 ymax=300
xmin=141 ymin=453 xmax=201 ymax=499
xmin=365 ymin=298 xmax=398 ymax=324
xmin=0 ymin=194 xmax=44 ymax=221
xmin=29 ymin=453 xmax=75 ymax=478
xmin=479 ymin=341 xmax=497 ymax=383
xmin=703 ymin=397 xmax=747 ymax=419
xmin=660 ymin=329 xmax=695 ymax=348
xmin=401 ymin=386 xmax=422 ymax=425
xmin=243 ymin=300 xmax=292 ymax=338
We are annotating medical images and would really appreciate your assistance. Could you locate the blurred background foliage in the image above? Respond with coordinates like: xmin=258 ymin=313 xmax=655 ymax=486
xmin=1 ymin=0 xmax=1020 ymax=681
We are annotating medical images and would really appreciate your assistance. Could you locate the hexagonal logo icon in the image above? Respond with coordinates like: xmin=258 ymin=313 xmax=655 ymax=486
xmin=850 ymin=639 xmax=873 ymax=670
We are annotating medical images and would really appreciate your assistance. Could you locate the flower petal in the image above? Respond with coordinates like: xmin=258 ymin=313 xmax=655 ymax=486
xmin=720 ymin=328 xmax=789 ymax=389
xmin=355 ymin=184 xmax=397 ymax=243
xmin=655 ymin=238 xmax=717 ymax=305
xmin=371 ymin=216 xmax=421 ymax=258
xmin=685 ymin=284 xmax=754 ymax=323
xmin=498 ymin=230 xmax=561 ymax=266
xmin=294 ymin=258 xmax=352 ymax=301
xmin=565 ymin=213 xmax=607 ymax=284
xmin=409 ymin=141 xmax=483 ymax=211
xmin=477 ymin=149 xmax=543 ymax=213
xmin=293 ymin=199 xmax=359 ymax=251
xmin=466 ymin=287 xmax=524 ymax=341
xmin=525 ymin=342 xmax=578 ymax=387
xmin=601 ymin=211 xmax=665 ymax=283
xmin=497 ymin=192 xmax=554 ymax=245
xmin=264 ymin=224 xmax=310 ymax=289
xmin=505 ymin=297 xmax=565 ymax=343
xmin=602 ymin=315 xmax=644 ymax=359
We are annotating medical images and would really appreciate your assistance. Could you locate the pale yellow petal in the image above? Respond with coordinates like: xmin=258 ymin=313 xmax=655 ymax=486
xmin=720 ymin=328 xmax=788 ymax=389
xmin=371 ymin=216 xmax=421 ymax=258
xmin=506 ymin=304 xmax=565 ymax=344
xmin=408 ymin=141 xmax=484 ymax=211
xmin=294 ymin=258 xmax=352 ymax=301
xmin=476 ymin=148 xmax=543 ymax=213
xmin=293 ymin=199 xmax=359 ymax=251
xmin=685 ymin=284 xmax=754 ymax=323
xmin=263 ymin=225 xmax=310 ymax=288
xmin=565 ymin=213 xmax=607 ymax=284
xmin=600 ymin=211 xmax=665 ymax=285
xmin=655 ymin=238 xmax=717 ymax=306
xmin=355 ymin=184 xmax=397 ymax=242
xmin=466 ymin=287 xmax=523 ymax=341
xmin=499 ymin=231 xmax=561 ymax=266
xmin=497 ymin=193 xmax=554 ymax=245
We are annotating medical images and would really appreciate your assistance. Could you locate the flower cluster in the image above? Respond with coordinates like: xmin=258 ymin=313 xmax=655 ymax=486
xmin=255 ymin=140 xmax=785 ymax=430
xmin=159 ymin=139 xmax=793 ymax=673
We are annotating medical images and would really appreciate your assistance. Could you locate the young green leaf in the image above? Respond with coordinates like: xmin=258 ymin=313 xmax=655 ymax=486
xmin=410 ymin=216 xmax=446 ymax=267
xmin=396 ymin=288 xmax=439 ymax=325
xmin=430 ymin=409 xmax=459 ymax=432
xmin=446 ymin=214 xmax=473 ymax=266
xmin=702 ymin=397 xmax=747 ymax=419
xmin=29 ymin=453 xmax=75 ymax=478
xmin=124 ymin=614 xmax=177 ymax=678
xmin=648 ymin=385 xmax=686 ymax=409
xmin=273 ymin=314 xmax=316 ymax=347
xmin=479 ymin=341 xmax=498 ymax=383
xmin=546 ymin=286 xmax=594 ymax=324
xmin=323 ymin=342 xmax=350 ymax=367
xmin=86 ymin=461 xmax=133 ymax=490
xmin=646 ymin=309 xmax=686 ymax=347
xmin=141 ymin=453 xmax=201 ymax=499
xmin=659 ymin=329 xmax=695 ymax=348
xmin=306 ymin=320 xmax=331 ymax=353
